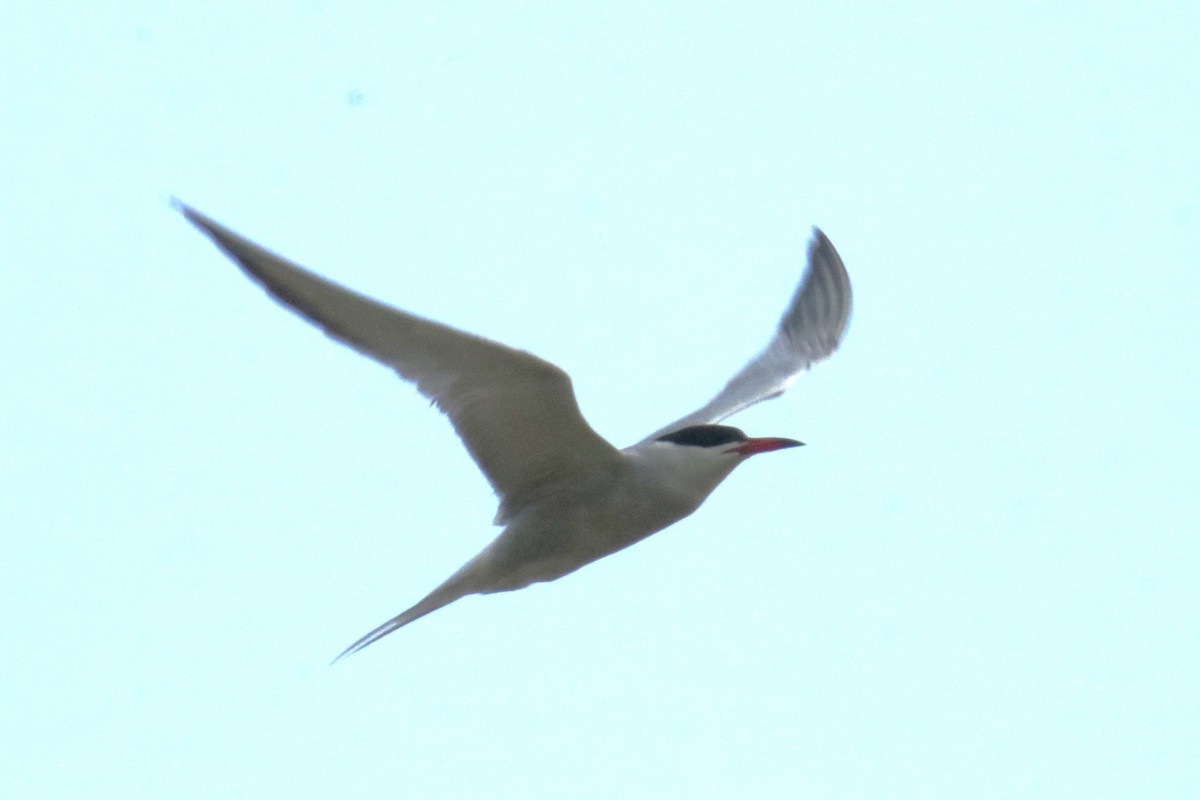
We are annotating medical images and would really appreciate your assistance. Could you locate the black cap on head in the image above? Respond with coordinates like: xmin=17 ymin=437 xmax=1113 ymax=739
xmin=655 ymin=425 xmax=747 ymax=448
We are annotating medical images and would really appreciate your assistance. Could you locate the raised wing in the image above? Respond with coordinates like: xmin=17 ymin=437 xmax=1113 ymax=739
xmin=179 ymin=204 xmax=621 ymax=508
xmin=643 ymin=228 xmax=852 ymax=442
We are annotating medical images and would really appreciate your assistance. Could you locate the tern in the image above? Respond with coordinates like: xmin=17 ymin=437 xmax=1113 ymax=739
xmin=178 ymin=204 xmax=852 ymax=659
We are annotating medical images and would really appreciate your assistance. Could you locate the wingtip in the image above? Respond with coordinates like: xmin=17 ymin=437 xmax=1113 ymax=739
xmin=170 ymin=196 xmax=202 ymax=223
xmin=172 ymin=199 xmax=208 ymax=229
xmin=806 ymin=227 xmax=844 ymax=275
xmin=175 ymin=204 xmax=247 ymax=256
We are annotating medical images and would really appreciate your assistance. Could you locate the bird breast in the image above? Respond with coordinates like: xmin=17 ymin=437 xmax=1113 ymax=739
xmin=474 ymin=459 xmax=712 ymax=592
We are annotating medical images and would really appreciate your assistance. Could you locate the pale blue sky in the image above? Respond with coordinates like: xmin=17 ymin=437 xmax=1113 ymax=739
xmin=3 ymin=2 xmax=1198 ymax=797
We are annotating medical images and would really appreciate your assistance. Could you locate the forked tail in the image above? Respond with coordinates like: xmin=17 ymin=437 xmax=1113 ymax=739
xmin=331 ymin=573 xmax=474 ymax=663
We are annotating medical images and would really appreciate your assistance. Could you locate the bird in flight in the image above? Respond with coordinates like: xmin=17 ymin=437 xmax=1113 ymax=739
xmin=179 ymin=204 xmax=852 ymax=659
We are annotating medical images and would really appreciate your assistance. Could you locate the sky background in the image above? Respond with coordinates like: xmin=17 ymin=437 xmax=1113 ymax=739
xmin=3 ymin=2 xmax=1198 ymax=797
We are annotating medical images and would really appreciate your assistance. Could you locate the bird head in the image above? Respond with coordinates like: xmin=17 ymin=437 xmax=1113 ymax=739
xmin=654 ymin=424 xmax=804 ymax=457
xmin=640 ymin=424 xmax=803 ymax=500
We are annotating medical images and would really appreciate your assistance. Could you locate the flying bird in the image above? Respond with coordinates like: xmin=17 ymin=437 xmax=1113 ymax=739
xmin=178 ymin=204 xmax=852 ymax=659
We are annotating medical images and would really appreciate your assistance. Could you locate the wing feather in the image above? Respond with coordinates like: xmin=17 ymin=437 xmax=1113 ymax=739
xmin=642 ymin=227 xmax=852 ymax=441
xmin=179 ymin=204 xmax=620 ymax=505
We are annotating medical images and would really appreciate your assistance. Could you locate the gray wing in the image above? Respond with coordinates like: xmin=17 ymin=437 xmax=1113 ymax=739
xmin=642 ymin=228 xmax=852 ymax=442
xmin=179 ymin=204 xmax=621 ymax=507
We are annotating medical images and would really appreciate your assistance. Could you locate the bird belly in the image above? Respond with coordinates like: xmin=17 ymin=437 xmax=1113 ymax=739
xmin=476 ymin=485 xmax=700 ymax=593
